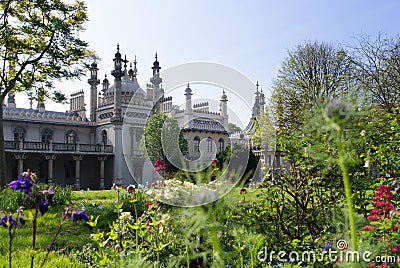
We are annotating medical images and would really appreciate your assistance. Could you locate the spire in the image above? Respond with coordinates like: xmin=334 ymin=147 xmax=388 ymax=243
xmin=133 ymin=55 xmax=137 ymax=76
xmin=115 ymin=43 xmax=121 ymax=58
xmin=123 ymin=55 xmax=127 ymax=75
xmin=128 ymin=62 xmax=134 ymax=79
xmin=102 ymin=74 xmax=109 ymax=92
xmin=221 ymin=88 xmax=227 ymax=100
xmin=185 ymin=82 xmax=192 ymax=94
xmin=256 ymin=81 xmax=259 ymax=93
xmin=152 ymin=52 xmax=161 ymax=76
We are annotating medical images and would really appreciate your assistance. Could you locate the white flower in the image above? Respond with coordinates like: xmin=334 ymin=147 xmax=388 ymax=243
xmin=360 ymin=130 xmax=366 ymax=137
xmin=363 ymin=160 xmax=370 ymax=168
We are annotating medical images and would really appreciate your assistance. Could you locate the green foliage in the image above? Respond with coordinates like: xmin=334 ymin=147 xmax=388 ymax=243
xmin=217 ymin=144 xmax=258 ymax=184
xmin=271 ymin=41 xmax=354 ymax=135
xmin=0 ymin=0 xmax=93 ymax=185
xmin=141 ymin=112 xmax=188 ymax=173
xmin=251 ymin=108 xmax=276 ymax=147
xmin=228 ymin=122 xmax=242 ymax=133
xmin=350 ymin=34 xmax=400 ymax=109
xmin=0 ymin=184 xmax=72 ymax=211
xmin=0 ymin=186 xmax=25 ymax=211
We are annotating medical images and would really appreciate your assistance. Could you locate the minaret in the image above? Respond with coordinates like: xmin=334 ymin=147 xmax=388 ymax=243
xmin=252 ymin=81 xmax=261 ymax=118
xmin=150 ymin=52 xmax=163 ymax=108
xmin=102 ymin=74 xmax=109 ymax=94
xmin=184 ymin=83 xmax=193 ymax=128
xmin=100 ymin=74 xmax=109 ymax=105
xmin=111 ymin=44 xmax=124 ymax=122
xmin=110 ymin=44 xmax=125 ymax=180
xmin=128 ymin=56 xmax=138 ymax=82
xmin=259 ymin=88 xmax=266 ymax=114
xmin=220 ymin=89 xmax=228 ymax=129
xmin=88 ymin=61 xmax=100 ymax=122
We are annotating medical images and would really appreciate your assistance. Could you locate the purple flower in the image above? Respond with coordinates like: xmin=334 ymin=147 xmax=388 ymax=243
xmin=38 ymin=199 xmax=49 ymax=215
xmin=324 ymin=242 xmax=333 ymax=251
xmin=9 ymin=173 xmax=35 ymax=194
xmin=72 ymin=210 xmax=90 ymax=222
xmin=0 ymin=215 xmax=19 ymax=229
xmin=395 ymin=187 xmax=400 ymax=196
xmin=46 ymin=188 xmax=55 ymax=202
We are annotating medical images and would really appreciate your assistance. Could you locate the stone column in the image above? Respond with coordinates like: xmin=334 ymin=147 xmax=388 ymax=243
xmin=44 ymin=154 xmax=57 ymax=185
xmin=14 ymin=153 xmax=26 ymax=175
xmin=98 ymin=155 xmax=107 ymax=190
xmin=73 ymin=155 xmax=83 ymax=190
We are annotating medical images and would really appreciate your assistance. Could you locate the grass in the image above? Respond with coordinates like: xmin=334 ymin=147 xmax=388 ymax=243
xmin=0 ymin=187 xmax=260 ymax=267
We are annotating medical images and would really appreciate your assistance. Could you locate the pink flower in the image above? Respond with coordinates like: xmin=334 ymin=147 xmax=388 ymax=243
xmin=392 ymin=226 xmax=398 ymax=231
xmin=145 ymin=202 xmax=153 ymax=207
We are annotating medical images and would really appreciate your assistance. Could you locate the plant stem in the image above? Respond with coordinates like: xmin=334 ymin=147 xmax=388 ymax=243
xmin=30 ymin=190 xmax=39 ymax=268
xmin=9 ymin=228 xmax=12 ymax=268
xmin=337 ymin=128 xmax=357 ymax=253
xmin=40 ymin=222 xmax=64 ymax=268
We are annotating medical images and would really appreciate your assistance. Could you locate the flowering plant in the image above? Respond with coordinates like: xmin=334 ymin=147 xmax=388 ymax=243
xmin=154 ymin=159 xmax=165 ymax=172
xmin=364 ymin=185 xmax=400 ymax=256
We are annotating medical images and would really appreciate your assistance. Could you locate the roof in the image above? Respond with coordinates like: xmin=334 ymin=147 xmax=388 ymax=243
xmin=188 ymin=119 xmax=228 ymax=133
xmin=2 ymin=106 xmax=90 ymax=125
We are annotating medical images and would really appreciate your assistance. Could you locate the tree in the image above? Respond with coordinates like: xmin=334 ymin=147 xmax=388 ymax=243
xmin=141 ymin=112 xmax=188 ymax=173
xmin=350 ymin=34 xmax=400 ymax=110
xmin=216 ymin=144 xmax=257 ymax=184
xmin=0 ymin=0 xmax=92 ymax=185
xmin=251 ymin=108 xmax=276 ymax=147
xmin=271 ymin=41 xmax=355 ymax=135
xmin=228 ymin=122 xmax=242 ymax=134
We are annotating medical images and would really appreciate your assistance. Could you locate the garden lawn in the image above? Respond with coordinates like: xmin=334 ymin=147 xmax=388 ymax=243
xmin=0 ymin=187 xmax=259 ymax=267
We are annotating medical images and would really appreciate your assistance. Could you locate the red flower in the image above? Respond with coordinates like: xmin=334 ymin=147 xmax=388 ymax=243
xmin=367 ymin=215 xmax=380 ymax=221
xmin=151 ymin=182 xmax=157 ymax=188
xmin=392 ymin=226 xmax=399 ymax=231
xmin=240 ymin=188 xmax=247 ymax=194
xmin=145 ymin=202 xmax=153 ymax=207
xmin=126 ymin=185 xmax=135 ymax=194
xmin=154 ymin=160 xmax=165 ymax=171
xmin=364 ymin=225 xmax=376 ymax=231
xmin=391 ymin=245 xmax=400 ymax=253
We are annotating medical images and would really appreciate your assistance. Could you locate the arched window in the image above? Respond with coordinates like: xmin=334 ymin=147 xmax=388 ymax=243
xmin=41 ymin=128 xmax=53 ymax=144
xmin=207 ymin=137 xmax=213 ymax=153
xmin=194 ymin=136 xmax=200 ymax=152
xmin=218 ymin=138 xmax=224 ymax=152
xmin=101 ymin=129 xmax=107 ymax=145
xmin=66 ymin=130 xmax=77 ymax=144
xmin=14 ymin=127 xmax=25 ymax=143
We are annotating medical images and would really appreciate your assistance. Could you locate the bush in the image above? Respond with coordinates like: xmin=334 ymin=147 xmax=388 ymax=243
xmin=0 ymin=186 xmax=25 ymax=211
xmin=0 ymin=184 xmax=72 ymax=211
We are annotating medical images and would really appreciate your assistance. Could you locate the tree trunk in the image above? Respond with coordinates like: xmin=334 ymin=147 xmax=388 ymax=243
xmin=0 ymin=103 xmax=6 ymax=185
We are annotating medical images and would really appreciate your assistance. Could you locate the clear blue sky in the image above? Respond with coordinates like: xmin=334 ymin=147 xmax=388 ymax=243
xmin=15 ymin=0 xmax=400 ymax=125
